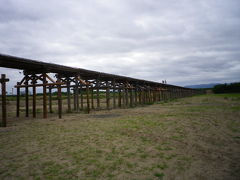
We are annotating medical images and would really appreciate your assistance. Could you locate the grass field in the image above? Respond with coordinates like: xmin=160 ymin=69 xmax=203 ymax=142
xmin=0 ymin=93 xmax=240 ymax=179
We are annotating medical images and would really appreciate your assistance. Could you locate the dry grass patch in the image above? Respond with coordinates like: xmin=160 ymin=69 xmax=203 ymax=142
xmin=0 ymin=93 xmax=240 ymax=179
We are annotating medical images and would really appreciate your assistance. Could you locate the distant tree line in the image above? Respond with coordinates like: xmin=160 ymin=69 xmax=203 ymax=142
xmin=213 ymin=82 xmax=240 ymax=93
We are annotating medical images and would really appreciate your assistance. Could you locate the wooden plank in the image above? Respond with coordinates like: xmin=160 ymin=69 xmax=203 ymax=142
xmin=86 ymin=84 xmax=90 ymax=113
xmin=91 ymin=86 xmax=94 ymax=109
xmin=113 ymin=79 xmax=116 ymax=108
xmin=134 ymin=88 xmax=138 ymax=106
xmin=25 ymin=75 xmax=29 ymax=117
xmin=67 ymin=78 xmax=71 ymax=113
xmin=15 ymin=82 xmax=65 ymax=88
xmin=80 ymin=84 xmax=84 ymax=110
xmin=48 ymin=87 xmax=53 ymax=113
xmin=125 ymin=85 xmax=129 ymax=107
xmin=96 ymin=78 xmax=100 ymax=109
xmin=16 ymin=82 xmax=20 ymax=117
xmin=1 ymin=74 xmax=9 ymax=127
xmin=43 ymin=73 xmax=47 ymax=118
xmin=122 ymin=87 xmax=125 ymax=108
xmin=32 ymin=77 xmax=36 ymax=118
xmin=57 ymin=77 xmax=62 ymax=119
xmin=118 ymin=87 xmax=121 ymax=108
xmin=130 ymin=89 xmax=133 ymax=107
xmin=106 ymin=81 xmax=110 ymax=110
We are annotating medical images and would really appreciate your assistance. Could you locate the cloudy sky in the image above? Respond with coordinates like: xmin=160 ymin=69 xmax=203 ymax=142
xmin=0 ymin=0 xmax=240 ymax=91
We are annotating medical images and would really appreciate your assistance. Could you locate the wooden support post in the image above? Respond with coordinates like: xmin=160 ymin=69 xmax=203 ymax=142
xmin=113 ymin=79 xmax=116 ymax=108
xmin=57 ymin=76 xmax=62 ymax=119
xmin=67 ymin=78 xmax=71 ymax=113
xmin=134 ymin=88 xmax=138 ymax=106
xmin=159 ymin=90 xmax=162 ymax=101
xmin=91 ymin=86 xmax=94 ymax=109
xmin=25 ymin=74 xmax=29 ymax=117
xmin=1 ymin=74 xmax=9 ymax=127
xmin=76 ymin=79 xmax=79 ymax=112
xmin=49 ymin=87 xmax=53 ymax=113
xmin=144 ymin=89 xmax=147 ymax=104
xmin=145 ymin=89 xmax=147 ymax=104
xmin=74 ymin=77 xmax=79 ymax=112
xmin=43 ymin=73 xmax=47 ymax=118
xmin=16 ymin=82 xmax=20 ymax=117
xmin=32 ymin=76 xmax=36 ymax=118
xmin=158 ymin=89 xmax=161 ymax=101
xmin=86 ymin=83 xmax=90 ymax=113
xmin=73 ymin=88 xmax=76 ymax=111
xmin=80 ymin=84 xmax=84 ymax=110
xmin=96 ymin=78 xmax=100 ymax=109
xmin=130 ymin=88 xmax=133 ymax=107
xmin=125 ymin=85 xmax=129 ymax=107
xmin=118 ymin=88 xmax=121 ymax=108
xmin=122 ymin=87 xmax=126 ymax=108
xmin=139 ymin=89 xmax=142 ymax=105
xmin=106 ymin=81 xmax=110 ymax=110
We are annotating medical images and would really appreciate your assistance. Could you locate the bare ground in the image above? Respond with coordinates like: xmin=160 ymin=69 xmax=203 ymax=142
xmin=0 ymin=94 xmax=240 ymax=180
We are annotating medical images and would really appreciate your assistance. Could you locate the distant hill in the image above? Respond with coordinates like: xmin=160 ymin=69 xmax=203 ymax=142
xmin=184 ymin=83 xmax=220 ymax=89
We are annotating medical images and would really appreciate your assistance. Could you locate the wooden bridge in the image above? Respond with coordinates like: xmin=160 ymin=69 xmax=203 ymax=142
xmin=0 ymin=54 xmax=204 ymax=127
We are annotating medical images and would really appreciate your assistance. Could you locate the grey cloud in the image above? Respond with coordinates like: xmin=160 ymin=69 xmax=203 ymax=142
xmin=0 ymin=0 xmax=240 ymax=91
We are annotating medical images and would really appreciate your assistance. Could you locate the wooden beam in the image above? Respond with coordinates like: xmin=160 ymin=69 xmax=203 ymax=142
xmin=48 ymin=87 xmax=53 ymax=113
xmin=57 ymin=77 xmax=62 ymax=119
xmin=91 ymin=86 xmax=94 ymax=109
xmin=15 ymin=82 xmax=65 ymax=88
xmin=16 ymin=82 xmax=20 ymax=117
xmin=118 ymin=87 xmax=121 ymax=108
xmin=32 ymin=76 xmax=36 ymax=118
xmin=113 ymin=79 xmax=116 ymax=108
xmin=25 ymin=75 xmax=29 ymax=117
xmin=43 ymin=73 xmax=47 ymax=118
xmin=80 ymin=84 xmax=84 ymax=110
xmin=86 ymin=83 xmax=90 ymax=113
xmin=1 ymin=74 xmax=9 ymax=127
xmin=106 ymin=81 xmax=110 ymax=110
xmin=67 ymin=78 xmax=71 ymax=113
xmin=96 ymin=78 xmax=100 ymax=109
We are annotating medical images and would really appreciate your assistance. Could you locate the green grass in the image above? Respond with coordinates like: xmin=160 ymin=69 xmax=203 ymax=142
xmin=0 ymin=93 xmax=240 ymax=179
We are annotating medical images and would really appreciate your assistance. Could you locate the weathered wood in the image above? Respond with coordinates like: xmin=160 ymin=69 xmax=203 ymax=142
xmin=43 ymin=73 xmax=47 ymax=118
xmin=138 ymin=90 xmax=142 ymax=105
xmin=73 ymin=77 xmax=78 ymax=111
xmin=57 ymin=77 xmax=62 ymax=119
xmin=134 ymin=88 xmax=138 ymax=106
xmin=122 ymin=87 xmax=126 ymax=108
xmin=15 ymin=82 xmax=64 ymax=88
xmin=118 ymin=88 xmax=121 ymax=108
xmin=16 ymin=82 xmax=20 ymax=117
xmin=49 ymin=87 xmax=53 ymax=113
xmin=75 ymin=77 xmax=79 ymax=112
xmin=25 ymin=75 xmax=29 ymax=117
xmin=86 ymin=84 xmax=90 ymax=113
xmin=80 ymin=84 xmax=84 ymax=111
xmin=1 ymin=74 xmax=9 ymax=127
xmin=113 ymin=79 xmax=116 ymax=108
xmin=125 ymin=85 xmax=129 ymax=107
xmin=32 ymin=76 xmax=36 ymax=118
xmin=91 ymin=86 xmax=94 ymax=109
xmin=80 ymin=84 xmax=84 ymax=110
xmin=130 ymin=89 xmax=133 ymax=107
xmin=67 ymin=78 xmax=71 ymax=112
xmin=96 ymin=78 xmax=100 ymax=109
xmin=106 ymin=81 xmax=110 ymax=110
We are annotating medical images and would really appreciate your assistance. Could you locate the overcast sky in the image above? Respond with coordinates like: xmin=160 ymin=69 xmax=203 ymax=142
xmin=0 ymin=0 xmax=240 ymax=92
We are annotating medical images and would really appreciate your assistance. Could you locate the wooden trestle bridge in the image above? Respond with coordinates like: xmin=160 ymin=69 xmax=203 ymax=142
xmin=0 ymin=54 xmax=204 ymax=127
